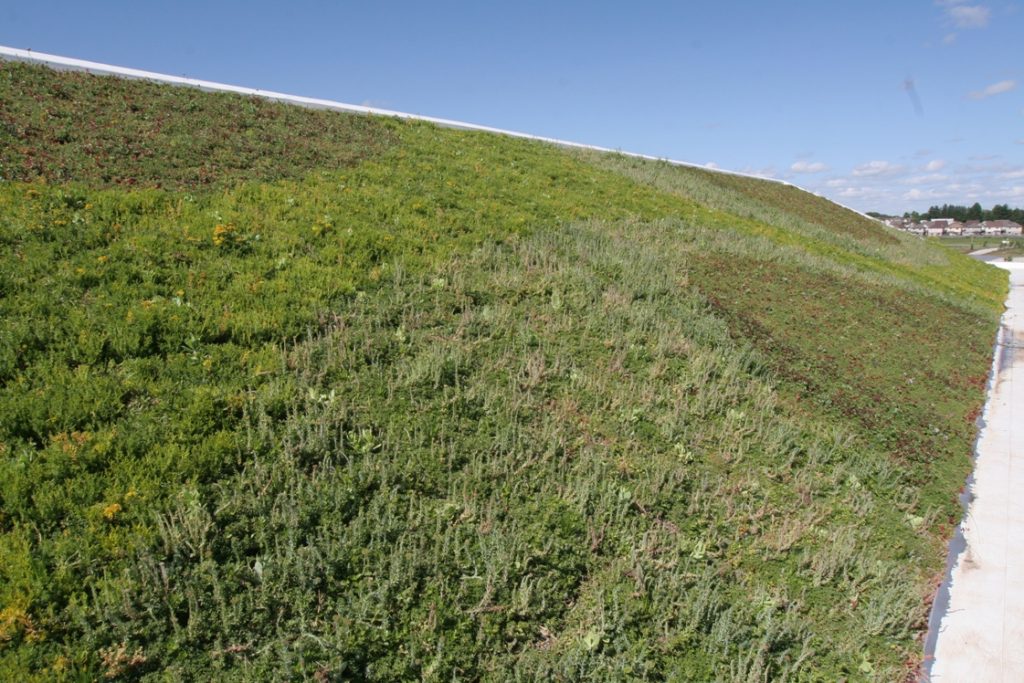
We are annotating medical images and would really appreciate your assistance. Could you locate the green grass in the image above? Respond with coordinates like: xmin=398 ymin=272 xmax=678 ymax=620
xmin=0 ymin=61 xmax=1008 ymax=681
xmin=0 ymin=62 xmax=393 ymax=189
xmin=932 ymin=236 xmax=1024 ymax=260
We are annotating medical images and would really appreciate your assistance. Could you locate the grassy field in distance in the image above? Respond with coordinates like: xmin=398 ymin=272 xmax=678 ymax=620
xmin=932 ymin=235 xmax=1024 ymax=256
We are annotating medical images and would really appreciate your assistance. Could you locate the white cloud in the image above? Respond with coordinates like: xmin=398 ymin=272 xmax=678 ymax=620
xmin=790 ymin=160 xmax=829 ymax=174
xmin=946 ymin=4 xmax=992 ymax=27
xmin=836 ymin=186 xmax=876 ymax=199
xmin=852 ymin=160 xmax=903 ymax=177
xmin=1001 ymin=169 xmax=1024 ymax=179
xmin=902 ymin=174 xmax=949 ymax=186
xmin=943 ymin=32 xmax=958 ymax=44
xmin=969 ymin=80 xmax=1017 ymax=100
xmin=813 ymin=172 xmax=1024 ymax=211
xmin=924 ymin=159 xmax=947 ymax=171
xmin=943 ymin=181 xmax=986 ymax=193
xmin=903 ymin=188 xmax=944 ymax=201
xmin=739 ymin=166 xmax=778 ymax=179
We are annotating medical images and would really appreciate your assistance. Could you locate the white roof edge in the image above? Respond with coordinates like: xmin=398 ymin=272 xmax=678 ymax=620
xmin=0 ymin=45 xmax=880 ymax=224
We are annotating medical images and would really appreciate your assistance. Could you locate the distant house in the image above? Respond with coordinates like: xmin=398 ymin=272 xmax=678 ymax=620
xmin=885 ymin=217 xmax=1021 ymax=237
xmin=963 ymin=221 xmax=984 ymax=236
xmin=982 ymin=220 xmax=1023 ymax=236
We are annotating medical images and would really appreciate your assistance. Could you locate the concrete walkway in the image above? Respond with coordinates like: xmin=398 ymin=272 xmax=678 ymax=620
xmin=927 ymin=262 xmax=1024 ymax=681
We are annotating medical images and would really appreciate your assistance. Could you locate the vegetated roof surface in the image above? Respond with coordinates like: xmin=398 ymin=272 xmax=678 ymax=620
xmin=0 ymin=60 xmax=1006 ymax=681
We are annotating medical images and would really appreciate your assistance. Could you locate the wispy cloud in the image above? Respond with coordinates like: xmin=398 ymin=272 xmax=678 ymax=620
xmin=939 ymin=2 xmax=992 ymax=28
xmin=901 ymin=188 xmax=946 ymax=201
xmin=852 ymin=160 xmax=903 ymax=177
xmin=739 ymin=165 xmax=779 ymax=179
xmin=942 ymin=32 xmax=958 ymax=44
xmin=836 ymin=186 xmax=874 ymax=199
xmin=790 ymin=161 xmax=829 ymax=174
xmin=902 ymin=173 xmax=949 ymax=186
xmin=968 ymin=79 xmax=1017 ymax=99
xmin=903 ymin=188 xmax=946 ymax=202
xmin=802 ymin=151 xmax=1024 ymax=212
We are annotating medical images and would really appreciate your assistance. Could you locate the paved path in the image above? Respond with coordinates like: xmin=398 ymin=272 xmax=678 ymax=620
xmin=969 ymin=247 xmax=1001 ymax=258
xmin=927 ymin=262 xmax=1024 ymax=681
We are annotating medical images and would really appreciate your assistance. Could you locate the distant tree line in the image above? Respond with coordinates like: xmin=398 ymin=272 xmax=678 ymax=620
xmin=904 ymin=203 xmax=1024 ymax=223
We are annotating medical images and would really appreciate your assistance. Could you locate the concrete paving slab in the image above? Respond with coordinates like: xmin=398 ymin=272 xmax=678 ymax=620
xmin=926 ymin=262 xmax=1024 ymax=682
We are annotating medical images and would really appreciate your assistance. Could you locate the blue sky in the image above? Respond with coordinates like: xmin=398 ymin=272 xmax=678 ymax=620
xmin=2 ymin=1 xmax=1021 ymax=213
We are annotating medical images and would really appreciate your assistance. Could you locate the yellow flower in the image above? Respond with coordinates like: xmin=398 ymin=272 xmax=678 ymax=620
xmin=102 ymin=503 xmax=122 ymax=521
xmin=0 ymin=604 xmax=34 ymax=642
xmin=212 ymin=223 xmax=236 ymax=247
